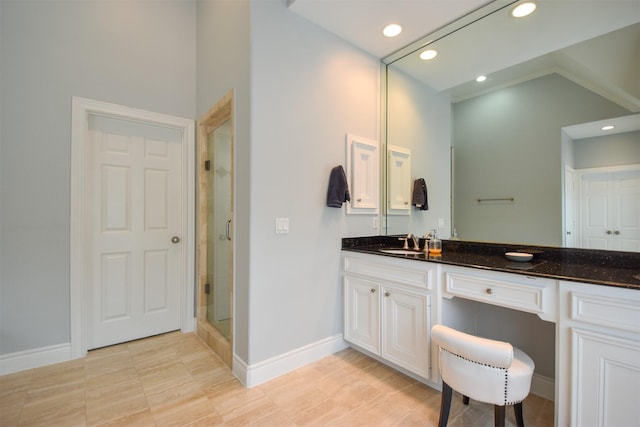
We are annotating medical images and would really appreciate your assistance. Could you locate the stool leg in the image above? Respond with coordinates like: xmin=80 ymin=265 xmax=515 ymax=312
xmin=462 ymin=395 xmax=470 ymax=405
xmin=494 ymin=405 xmax=505 ymax=427
xmin=438 ymin=381 xmax=453 ymax=427
xmin=514 ymin=402 xmax=525 ymax=427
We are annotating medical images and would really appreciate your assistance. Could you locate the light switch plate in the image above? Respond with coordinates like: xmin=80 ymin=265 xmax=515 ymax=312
xmin=275 ymin=218 xmax=289 ymax=234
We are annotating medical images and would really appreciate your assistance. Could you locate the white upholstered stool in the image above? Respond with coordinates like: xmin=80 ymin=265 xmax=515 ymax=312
xmin=431 ymin=324 xmax=535 ymax=427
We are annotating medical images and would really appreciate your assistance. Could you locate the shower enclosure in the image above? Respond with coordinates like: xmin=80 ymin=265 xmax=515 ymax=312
xmin=196 ymin=90 xmax=234 ymax=368
xmin=205 ymin=119 xmax=232 ymax=339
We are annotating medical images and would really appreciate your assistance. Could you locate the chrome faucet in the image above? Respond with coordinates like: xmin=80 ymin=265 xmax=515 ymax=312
xmin=399 ymin=233 xmax=420 ymax=250
xmin=408 ymin=233 xmax=420 ymax=251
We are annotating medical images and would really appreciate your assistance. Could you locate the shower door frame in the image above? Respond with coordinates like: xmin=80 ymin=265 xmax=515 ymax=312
xmin=196 ymin=90 xmax=234 ymax=368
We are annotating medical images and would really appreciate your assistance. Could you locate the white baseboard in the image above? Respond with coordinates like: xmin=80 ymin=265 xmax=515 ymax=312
xmin=531 ymin=373 xmax=555 ymax=401
xmin=0 ymin=343 xmax=73 ymax=376
xmin=1 ymin=326 xmax=198 ymax=376
xmin=3 ymin=336 xmax=556 ymax=405
xmin=232 ymin=355 xmax=249 ymax=386
xmin=235 ymin=334 xmax=349 ymax=388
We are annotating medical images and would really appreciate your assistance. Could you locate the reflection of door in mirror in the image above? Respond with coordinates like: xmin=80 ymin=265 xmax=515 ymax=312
xmin=197 ymin=90 xmax=234 ymax=368
xmin=563 ymin=165 xmax=576 ymax=247
xmin=578 ymin=167 xmax=640 ymax=252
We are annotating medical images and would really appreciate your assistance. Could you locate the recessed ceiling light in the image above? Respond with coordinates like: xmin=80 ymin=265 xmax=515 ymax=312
xmin=602 ymin=125 xmax=615 ymax=131
xmin=476 ymin=75 xmax=487 ymax=82
xmin=383 ymin=24 xmax=402 ymax=38
xmin=419 ymin=49 xmax=438 ymax=60
xmin=511 ymin=2 xmax=537 ymax=18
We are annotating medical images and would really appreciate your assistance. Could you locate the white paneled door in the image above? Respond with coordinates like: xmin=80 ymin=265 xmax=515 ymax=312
xmin=86 ymin=121 xmax=183 ymax=349
xmin=580 ymin=167 xmax=640 ymax=252
xmin=563 ymin=165 xmax=576 ymax=247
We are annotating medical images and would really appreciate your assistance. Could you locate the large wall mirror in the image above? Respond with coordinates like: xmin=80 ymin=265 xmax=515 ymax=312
xmin=382 ymin=0 xmax=639 ymax=251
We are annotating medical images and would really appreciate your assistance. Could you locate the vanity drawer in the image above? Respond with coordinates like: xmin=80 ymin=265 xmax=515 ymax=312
xmin=569 ymin=287 xmax=640 ymax=334
xmin=343 ymin=254 xmax=432 ymax=290
xmin=443 ymin=268 xmax=554 ymax=316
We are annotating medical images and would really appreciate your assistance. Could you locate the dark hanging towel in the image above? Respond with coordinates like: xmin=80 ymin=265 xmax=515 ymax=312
xmin=326 ymin=165 xmax=351 ymax=207
xmin=412 ymin=178 xmax=429 ymax=210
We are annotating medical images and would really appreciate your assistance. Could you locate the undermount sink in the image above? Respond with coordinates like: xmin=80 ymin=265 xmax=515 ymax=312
xmin=379 ymin=249 xmax=424 ymax=255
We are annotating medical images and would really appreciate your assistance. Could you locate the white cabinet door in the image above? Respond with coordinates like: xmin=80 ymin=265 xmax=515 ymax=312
xmin=559 ymin=281 xmax=640 ymax=427
xmin=346 ymin=133 xmax=379 ymax=214
xmin=344 ymin=276 xmax=380 ymax=354
xmin=387 ymin=145 xmax=411 ymax=213
xmin=572 ymin=329 xmax=640 ymax=427
xmin=343 ymin=253 xmax=434 ymax=382
xmin=382 ymin=286 xmax=430 ymax=378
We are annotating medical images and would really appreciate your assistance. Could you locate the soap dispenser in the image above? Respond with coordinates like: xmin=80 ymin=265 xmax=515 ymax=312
xmin=428 ymin=231 xmax=442 ymax=255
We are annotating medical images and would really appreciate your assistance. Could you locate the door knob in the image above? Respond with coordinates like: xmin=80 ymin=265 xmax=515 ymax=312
xmin=171 ymin=236 xmax=180 ymax=243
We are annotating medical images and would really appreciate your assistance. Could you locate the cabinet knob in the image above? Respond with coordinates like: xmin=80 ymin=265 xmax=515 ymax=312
xmin=385 ymin=292 xmax=390 ymax=297
xmin=607 ymin=230 xmax=612 ymax=235
xmin=485 ymin=288 xmax=493 ymax=295
xmin=614 ymin=230 xmax=620 ymax=235
xmin=370 ymin=288 xmax=376 ymax=293
xmin=357 ymin=198 xmax=362 ymax=202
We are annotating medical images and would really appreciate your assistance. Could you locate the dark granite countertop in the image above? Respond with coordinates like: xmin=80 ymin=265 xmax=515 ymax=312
xmin=342 ymin=236 xmax=640 ymax=290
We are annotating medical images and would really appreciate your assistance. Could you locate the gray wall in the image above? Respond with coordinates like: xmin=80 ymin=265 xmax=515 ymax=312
xmin=386 ymin=67 xmax=452 ymax=238
xmin=0 ymin=0 xmax=381 ymax=371
xmin=452 ymin=73 xmax=629 ymax=246
xmin=573 ymin=130 xmax=640 ymax=169
xmin=195 ymin=0 xmax=381 ymax=366
xmin=1 ymin=0 xmax=196 ymax=354
xmin=247 ymin=1 xmax=380 ymax=364
xmin=196 ymin=0 xmax=252 ymax=366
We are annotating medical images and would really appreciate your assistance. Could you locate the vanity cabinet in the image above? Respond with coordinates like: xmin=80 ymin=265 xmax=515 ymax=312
xmin=343 ymin=252 xmax=435 ymax=381
xmin=558 ymin=280 xmax=640 ymax=427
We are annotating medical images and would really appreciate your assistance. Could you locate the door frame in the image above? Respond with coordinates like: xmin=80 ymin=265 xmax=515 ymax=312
xmin=196 ymin=89 xmax=235 ymax=369
xmin=70 ymin=97 xmax=195 ymax=358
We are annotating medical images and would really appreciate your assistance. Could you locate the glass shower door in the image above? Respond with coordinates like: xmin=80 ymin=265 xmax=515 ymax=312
xmin=206 ymin=119 xmax=232 ymax=340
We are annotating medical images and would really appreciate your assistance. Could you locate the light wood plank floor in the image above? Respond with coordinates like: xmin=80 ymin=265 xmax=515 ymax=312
xmin=0 ymin=332 xmax=554 ymax=426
